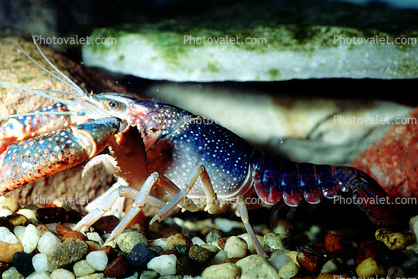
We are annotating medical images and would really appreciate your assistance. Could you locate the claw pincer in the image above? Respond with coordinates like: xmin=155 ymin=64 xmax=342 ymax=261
xmin=0 ymin=118 xmax=122 ymax=194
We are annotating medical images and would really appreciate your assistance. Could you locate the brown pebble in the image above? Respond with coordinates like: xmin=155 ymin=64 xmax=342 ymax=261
xmin=49 ymin=238 xmax=88 ymax=267
xmin=0 ymin=261 xmax=12 ymax=273
xmin=166 ymin=233 xmax=192 ymax=248
xmin=217 ymin=236 xmax=230 ymax=250
xmin=297 ymin=248 xmax=323 ymax=274
xmin=104 ymin=254 xmax=131 ymax=277
xmin=7 ymin=214 xmax=28 ymax=227
xmin=61 ymin=231 xmax=86 ymax=241
xmin=0 ymin=242 xmax=23 ymax=262
xmin=160 ymin=249 xmax=178 ymax=255
xmin=56 ymin=223 xmax=73 ymax=236
xmin=93 ymin=215 xmax=120 ymax=234
xmin=101 ymin=245 xmax=113 ymax=255
xmin=86 ymin=240 xmax=102 ymax=253
xmin=357 ymin=241 xmax=383 ymax=265
xmin=324 ymin=234 xmax=346 ymax=253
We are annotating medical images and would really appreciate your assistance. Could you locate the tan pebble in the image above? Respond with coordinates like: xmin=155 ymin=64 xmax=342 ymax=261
xmin=61 ymin=231 xmax=86 ymax=241
xmin=238 ymin=233 xmax=264 ymax=254
xmin=0 ymin=197 xmax=19 ymax=213
xmin=375 ymin=228 xmax=415 ymax=250
xmin=201 ymin=262 xmax=241 ymax=279
xmin=86 ymin=240 xmax=102 ymax=253
xmin=286 ymin=251 xmax=299 ymax=264
xmin=356 ymin=257 xmax=385 ymax=278
xmin=316 ymin=273 xmax=336 ymax=279
xmin=278 ymin=260 xmax=299 ymax=279
xmin=166 ymin=233 xmax=192 ymax=248
xmin=36 ymin=224 xmax=50 ymax=236
xmin=236 ymin=254 xmax=280 ymax=279
xmin=217 ymin=236 xmax=230 ymax=250
xmin=0 ymin=241 xmax=23 ymax=262
xmin=224 ymin=236 xmax=247 ymax=259
xmin=7 ymin=214 xmax=28 ymax=226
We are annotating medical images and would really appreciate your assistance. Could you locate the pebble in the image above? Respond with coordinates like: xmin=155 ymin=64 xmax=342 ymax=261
xmin=324 ymin=234 xmax=346 ymax=254
xmin=73 ymin=260 xmax=96 ymax=277
xmin=32 ymin=253 xmax=54 ymax=272
xmin=207 ymin=250 xmax=230 ymax=265
xmin=0 ymin=227 xmax=19 ymax=244
xmin=269 ymin=249 xmax=292 ymax=270
xmin=86 ymin=241 xmax=102 ymax=252
xmin=201 ymin=263 xmax=241 ymax=279
xmin=0 ymin=197 xmax=19 ymax=213
xmin=278 ymin=260 xmax=299 ymax=279
xmin=13 ymin=226 xmax=26 ymax=242
xmin=127 ymin=244 xmax=156 ymax=269
xmin=76 ymin=273 xmax=105 ymax=279
xmin=166 ymin=233 xmax=192 ymax=248
xmin=104 ymin=254 xmax=131 ymax=278
xmin=21 ymin=224 xmax=40 ymax=254
xmin=0 ymin=261 xmax=12 ymax=274
xmin=49 ymin=238 xmax=88 ymax=267
xmin=8 ymin=214 xmax=28 ymax=226
xmin=36 ymin=207 xmax=67 ymax=224
xmin=0 ymin=242 xmax=23 ymax=262
xmin=25 ymin=271 xmax=52 ymax=278
xmin=356 ymin=257 xmax=386 ymax=278
xmin=375 ymin=228 xmax=415 ymax=250
xmin=37 ymin=232 xmax=62 ymax=256
xmin=56 ymin=223 xmax=72 ymax=236
xmin=93 ymin=215 xmax=120 ymax=234
xmin=191 ymin=236 xmax=205 ymax=245
xmin=188 ymin=245 xmax=214 ymax=263
xmin=320 ymin=258 xmax=342 ymax=274
xmin=86 ymin=250 xmax=108 ymax=271
xmin=402 ymin=254 xmax=418 ymax=275
xmin=2 ymin=266 xmax=25 ymax=279
xmin=86 ymin=232 xmax=104 ymax=246
xmin=387 ymin=266 xmax=405 ymax=279
xmin=409 ymin=215 xmax=418 ymax=242
xmin=297 ymin=248 xmax=323 ymax=274
xmin=263 ymin=233 xmax=286 ymax=253
xmin=147 ymin=254 xmax=177 ymax=275
xmin=140 ymin=270 xmax=159 ymax=279
xmin=16 ymin=209 xmax=37 ymax=222
xmin=116 ymin=231 xmax=148 ymax=253
xmin=176 ymin=255 xmax=201 ymax=276
xmin=236 ymin=255 xmax=280 ymax=279
xmin=0 ymin=217 xmax=13 ymax=231
xmin=206 ymin=229 xmax=222 ymax=243
xmin=238 ymin=233 xmax=264 ymax=254
xmin=50 ymin=268 xmax=76 ymax=279
xmin=13 ymin=252 xmax=34 ymax=275
xmin=357 ymin=240 xmax=383 ymax=264
xmin=0 ymin=208 xmax=12 ymax=217
xmin=224 ymin=236 xmax=247 ymax=258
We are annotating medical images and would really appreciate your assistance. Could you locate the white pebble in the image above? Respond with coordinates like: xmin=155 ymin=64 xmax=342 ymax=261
xmin=0 ymin=208 xmax=12 ymax=217
xmin=86 ymin=250 xmax=108 ymax=271
xmin=191 ymin=236 xmax=206 ymax=245
xmin=13 ymin=226 xmax=26 ymax=241
xmin=269 ymin=250 xmax=292 ymax=270
xmin=207 ymin=250 xmax=230 ymax=265
xmin=77 ymin=273 xmax=105 ymax=279
xmin=32 ymin=253 xmax=54 ymax=272
xmin=26 ymin=271 xmax=52 ymax=279
xmin=17 ymin=208 xmax=37 ymax=221
xmin=278 ymin=261 xmax=300 ymax=279
xmin=22 ymin=224 xmax=40 ymax=253
xmin=0 ymin=227 xmax=19 ymax=244
xmin=2 ymin=266 xmax=25 ymax=279
xmin=149 ymin=237 xmax=168 ymax=248
xmin=201 ymin=263 xmax=241 ymax=279
xmin=147 ymin=254 xmax=177 ymax=275
xmin=224 ymin=236 xmax=247 ymax=258
xmin=73 ymin=260 xmax=96 ymax=277
xmin=50 ymin=268 xmax=75 ymax=279
xmin=37 ymin=232 xmax=62 ymax=256
xmin=86 ymin=232 xmax=104 ymax=246
xmin=238 ymin=233 xmax=264 ymax=254
xmin=236 ymin=255 xmax=280 ymax=279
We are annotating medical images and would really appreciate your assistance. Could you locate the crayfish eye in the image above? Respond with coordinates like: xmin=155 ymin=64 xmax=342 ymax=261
xmin=106 ymin=100 xmax=125 ymax=112
xmin=108 ymin=100 xmax=120 ymax=109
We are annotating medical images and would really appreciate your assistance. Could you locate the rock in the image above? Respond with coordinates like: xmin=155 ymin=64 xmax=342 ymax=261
xmin=32 ymin=253 xmax=54 ymax=272
xmin=37 ymin=231 xmax=62 ymax=256
xmin=0 ymin=197 xmax=19 ymax=212
xmin=263 ymin=233 xmax=286 ymax=253
xmin=176 ymin=256 xmax=201 ymax=276
xmin=49 ymin=238 xmax=88 ymax=267
xmin=320 ymin=258 xmax=342 ymax=274
xmin=13 ymin=252 xmax=34 ymax=276
xmin=402 ymin=255 xmax=418 ymax=275
xmin=0 ymin=261 xmax=12 ymax=274
xmin=16 ymin=209 xmax=37 ymax=222
xmin=0 ymin=242 xmax=23 ymax=262
xmin=278 ymin=261 xmax=299 ymax=279
xmin=324 ymin=234 xmax=346 ymax=253
xmin=188 ymin=245 xmax=215 ymax=264
xmin=86 ymin=250 xmax=108 ymax=271
xmin=236 ymin=255 xmax=280 ymax=279
xmin=21 ymin=224 xmax=40 ymax=254
xmin=61 ymin=231 xmax=86 ymax=241
xmin=147 ymin=254 xmax=177 ymax=276
xmin=375 ymin=228 xmax=415 ymax=250
xmin=86 ymin=232 xmax=104 ymax=246
xmin=410 ymin=215 xmax=418 ymax=242
xmin=73 ymin=260 xmax=96 ymax=277
xmin=224 ymin=236 xmax=247 ymax=258
xmin=13 ymin=226 xmax=26 ymax=242
xmin=36 ymin=207 xmax=67 ymax=224
xmin=238 ymin=233 xmax=264 ymax=254
xmin=83 ymin=0 xmax=418 ymax=83
xmin=297 ymin=249 xmax=323 ymax=274
xmin=0 ymin=217 xmax=13 ymax=231
xmin=116 ymin=231 xmax=148 ymax=253
xmin=206 ymin=229 xmax=222 ymax=243
xmin=0 ymin=227 xmax=19 ymax=244
xmin=104 ymin=254 xmax=132 ymax=278
xmin=50 ymin=268 xmax=76 ymax=279
xmin=207 ymin=250 xmax=230 ymax=266
xmin=127 ymin=244 xmax=156 ymax=269
xmin=166 ymin=233 xmax=192 ymax=249
xmin=56 ymin=224 xmax=73 ymax=236
xmin=201 ymin=263 xmax=241 ymax=279
xmin=357 ymin=240 xmax=384 ymax=265
xmin=77 ymin=273 xmax=105 ymax=279
xmin=352 ymin=106 xmax=418 ymax=197
xmin=269 ymin=249 xmax=292 ymax=270
xmin=356 ymin=257 xmax=386 ymax=278
xmin=7 ymin=214 xmax=28 ymax=226
xmin=387 ymin=266 xmax=405 ymax=279
xmin=25 ymin=271 xmax=52 ymax=278
xmin=2 ymin=266 xmax=25 ymax=279
xmin=191 ymin=236 xmax=205 ymax=245
xmin=139 ymin=270 xmax=159 ymax=279
xmin=0 ymin=208 xmax=12 ymax=217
